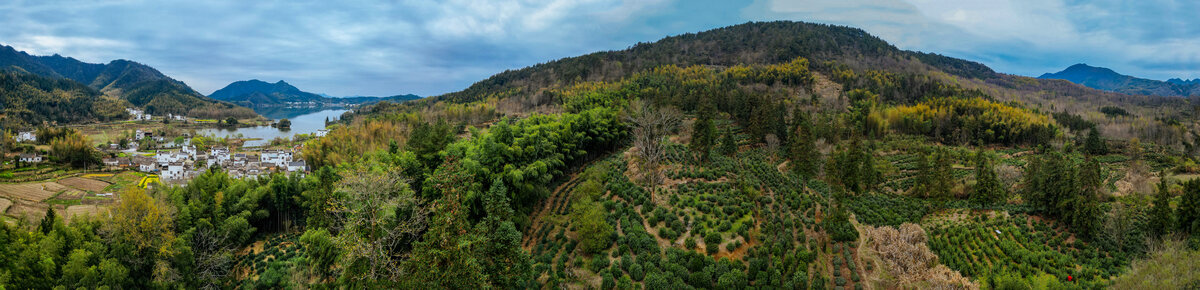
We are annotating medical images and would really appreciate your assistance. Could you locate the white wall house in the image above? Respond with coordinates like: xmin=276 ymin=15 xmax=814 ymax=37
xmin=15 ymin=131 xmax=36 ymax=143
xmin=19 ymin=154 xmax=42 ymax=163
xmin=156 ymin=151 xmax=188 ymax=166
xmin=163 ymin=162 xmax=186 ymax=180
xmin=287 ymin=161 xmax=307 ymax=172
xmin=260 ymin=150 xmax=292 ymax=168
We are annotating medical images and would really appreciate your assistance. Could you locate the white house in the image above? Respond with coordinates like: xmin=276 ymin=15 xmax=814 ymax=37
xmin=102 ymin=158 xmax=120 ymax=167
xmin=19 ymin=153 xmax=42 ymax=163
xmin=210 ymin=147 xmax=231 ymax=164
xmin=287 ymin=160 xmax=307 ymax=172
xmin=156 ymin=151 xmax=188 ymax=166
xmin=135 ymin=129 xmax=153 ymax=140
xmin=181 ymin=145 xmax=197 ymax=156
xmin=15 ymin=131 xmax=36 ymax=143
xmin=163 ymin=162 xmax=186 ymax=180
xmin=136 ymin=158 xmax=157 ymax=172
xmin=260 ymin=150 xmax=292 ymax=168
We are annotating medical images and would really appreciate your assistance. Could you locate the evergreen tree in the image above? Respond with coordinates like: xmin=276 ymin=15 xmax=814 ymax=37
xmin=476 ymin=178 xmax=533 ymax=288
xmin=970 ymin=149 xmax=1007 ymax=206
xmin=1072 ymin=159 xmax=1104 ymax=240
xmin=1084 ymin=127 xmax=1107 ymax=155
xmin=39 ymin=207 xmax=57 ymax=234
xmin=718 ymin=128 xmax=737 ymax=156
xmin=1149 ymin=175 xmax=1174 ymax=238
xmin=690 ymin=104 xmax=717 ymax=161
xmin=404 ymin=157 xmax=488 ymax=288
xmin=1179 ymin=179 xmax=1200 ymax=234
xmin=789 ymin=108 xmax=820 ymax=177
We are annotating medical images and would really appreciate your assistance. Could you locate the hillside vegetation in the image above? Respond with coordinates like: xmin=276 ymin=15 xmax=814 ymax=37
xmin=2 ymin=21 xmax=1200 ymax=289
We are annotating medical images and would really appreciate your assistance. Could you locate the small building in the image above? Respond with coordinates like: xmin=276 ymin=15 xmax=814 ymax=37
xmin=260 ymin=150 xmax=292 ymax=168
xmin=117 ymin=158 xmax=134 ymax=168
xmin=15 ymin=131 xmax=36 ymax=143
xmin=103 ymin=158 xmax=120 ymax=167
xmin=19 ymin=153 xmax=43 ymax=163
xmin=135 ymin=156 xmax=157 ymax=172
xmin=163 ymin=162 xmax=186 ymax=180
xmin=181 ymin=145 xmax=197 ymax=156
xmin=135 ymin=129 xmax=153 ymax=140
xmin=287 ymin=160 xmax=307 ymax=172
xmin=156 ymin=151 xmax=188 ymax=166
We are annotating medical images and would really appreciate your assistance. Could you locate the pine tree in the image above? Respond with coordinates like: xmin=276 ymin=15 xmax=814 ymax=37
xmin=1179 ymin=178 xmax=1200 ymax=234
xmin=39 ymin=207 xmax=57 ymax=234
xmin=719 ymin=128 xmax=737 ymax=156
xmin=789 ymin=108 xmax=820 ymax=177
xmin=690 ymin=104 xmax=717 ymax=161
xmin=1149 ymin=175 xmax=1173 ymax=238
xmin=1084 ymin=127 xmax=1107 ymax=155
xmin=970 ymin=150 xmax=1007 ymax=206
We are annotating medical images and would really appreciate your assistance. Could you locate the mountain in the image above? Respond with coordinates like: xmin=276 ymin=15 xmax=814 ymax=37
xmin=210 ymin=79 xmax=420 ymax=107
xmin=1039 ymin=63 xmax=1200 ymax=97
xmin=0 ymin=45 xmax=256 ymax=119
xmin=209 ymin=79 xmax=325 ymax=105
xmin=0 ymin=70 xmax=127 ymax=128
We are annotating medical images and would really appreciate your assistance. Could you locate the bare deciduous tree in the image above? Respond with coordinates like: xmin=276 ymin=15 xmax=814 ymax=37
xmin=626 ymin=99 xmax=682 ymax=186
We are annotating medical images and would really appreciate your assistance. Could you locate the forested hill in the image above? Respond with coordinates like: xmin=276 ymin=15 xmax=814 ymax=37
xmin=209 ymin=79 xmax=422 ymax=107
xmin=0 ymin=70 xmax=128 ymax=128
xmin=1039 ymin=63 xmax=1200 ymax=97
xmin=209 ymin=79 xmax=326 ymax=105
xmin=427 ymin=21 xmax=996 ymax=104
xmin=0 ymin=45 xmax=256 ymax=118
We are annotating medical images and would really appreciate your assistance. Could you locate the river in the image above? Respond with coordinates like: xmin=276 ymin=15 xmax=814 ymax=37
xmin=197 ymin=108 xmax=347 ymax=147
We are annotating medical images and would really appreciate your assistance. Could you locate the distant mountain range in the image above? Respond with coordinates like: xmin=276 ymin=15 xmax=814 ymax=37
xmin=209 ymin=79 xmax=419 ymax=107
xmin=1039 ymin=63 xmax=1200 ymax=97
xmin=0 ymin=45 xmax=255 ymax=120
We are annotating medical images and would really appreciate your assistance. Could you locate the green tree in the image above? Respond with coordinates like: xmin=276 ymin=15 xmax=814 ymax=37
xmin=690 ymin=104 xmax=717 ymax=161
xmin=970 ymin=149 xmax=1007 ymax=206
xmin=1084 ymin=127 xmax=1107 ymax=155
xmin=277 ymin=118 xmax=291 ymax=129
xmin=789 ymin=108 xmax=820 ymax=177
xmin=39 ymin=207 xmax=57 ymax=234
xmin=224 ymin=117 xmax=238 ymax=126
xmin=1149 ymin=176 xmax=1174 ymax=238
xmin=404 ymin=157 xmax=487 ymax=288
xmin=719 ymin=128 xmax=737 ymax=156
xmin=476 ymin=178 xmax=533 ymax=288
xmin=1179 ymin=178 xmax=1200 ymax=234
xmin=408 ymin=119 xmax=456 ymax=171
xmin=572 ymin=197 xmax=614 ymax=254
xmin=299 ymin=228 xmax=338 ymax=277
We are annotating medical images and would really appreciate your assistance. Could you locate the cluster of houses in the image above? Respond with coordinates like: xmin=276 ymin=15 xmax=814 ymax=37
xmin=103 ymin=147 xmax=307 ymax=181
xmin=125 ymin=108 xmax=186 ymax=122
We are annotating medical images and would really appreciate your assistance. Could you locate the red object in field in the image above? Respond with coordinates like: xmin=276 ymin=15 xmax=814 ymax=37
xmin=1068 ymin=275 xmax=1073 ymax=282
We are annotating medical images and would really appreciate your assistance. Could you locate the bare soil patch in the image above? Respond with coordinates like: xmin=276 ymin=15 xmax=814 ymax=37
xmin=64 ymin=205 xmax=107 ymax=221
xmin=0 ymin=182 xmax=64 ymax=202
xmin=57 ymin=177 xmax=112 ymax=192
xmin=0 ymin=198 xmax=11 ymax=214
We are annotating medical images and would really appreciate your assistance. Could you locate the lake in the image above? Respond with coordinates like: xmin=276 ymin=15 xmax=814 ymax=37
xmin=197 ymin=108 xmax=347 ymax=147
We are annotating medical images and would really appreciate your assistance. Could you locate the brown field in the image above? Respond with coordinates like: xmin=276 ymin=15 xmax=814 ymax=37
xmin=0 ymin=182 xmax=69 ymax=202
xmin=64 ymin=205 xmax=107 ymax=221
xmin=57 ymin=177 xmax=112 ymax=192
xmin=54 ymin=189 xmax=87 ymax=200
xmin=0 ymin=197 xmax=11 ymax=214
xmin=8 ymin=201 xmax=50 ymax=222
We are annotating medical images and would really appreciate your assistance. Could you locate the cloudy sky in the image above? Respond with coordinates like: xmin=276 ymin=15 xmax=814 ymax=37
xmin=2 ymin=0 xmax=1197 ymax=97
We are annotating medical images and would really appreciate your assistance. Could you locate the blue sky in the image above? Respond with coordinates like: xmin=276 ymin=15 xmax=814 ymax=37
xmin=1 ymin=0 xmax=1197 ymax=97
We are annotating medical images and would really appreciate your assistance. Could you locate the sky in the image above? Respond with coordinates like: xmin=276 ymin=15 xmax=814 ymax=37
xmin=1 ymin=0 xmax=1197 ymax=97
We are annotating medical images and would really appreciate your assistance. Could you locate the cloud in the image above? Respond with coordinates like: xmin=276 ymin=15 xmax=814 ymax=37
xmin=743 ymin=0 xmax=1200 ymax=80
xmin=0 ymin=0 xmax=1194 ymax=97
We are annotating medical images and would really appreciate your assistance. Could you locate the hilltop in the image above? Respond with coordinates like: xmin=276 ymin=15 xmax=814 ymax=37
xmin=1040 ymin=63 xmax=1200 ymax=97
xmin=0 ymin=45 xmax=255 ymax=119
xmin=210 ymin=79 xmax=420 ymax=107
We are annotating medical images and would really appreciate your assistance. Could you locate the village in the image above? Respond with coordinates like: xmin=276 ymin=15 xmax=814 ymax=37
xmin=11 ymin=108 xmax=310 ymax=185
